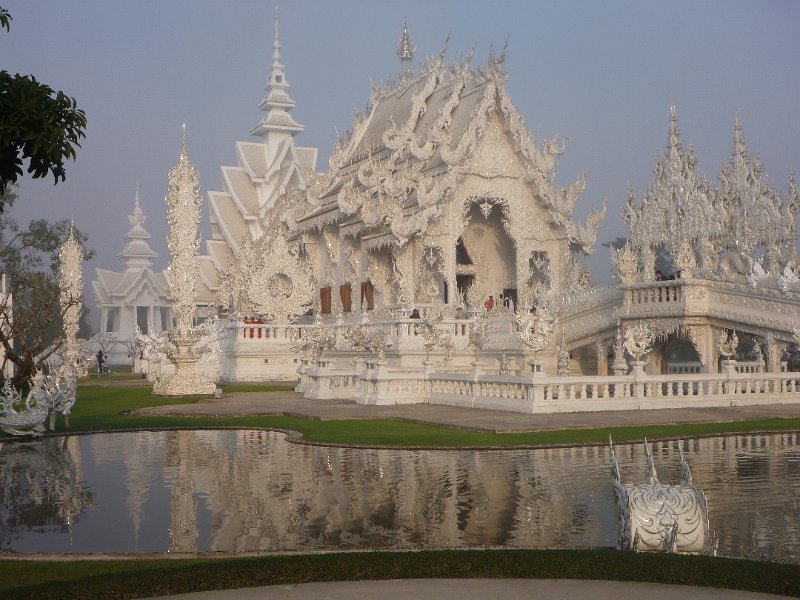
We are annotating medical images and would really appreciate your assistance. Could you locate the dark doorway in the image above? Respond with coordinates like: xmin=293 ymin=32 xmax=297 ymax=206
xmin=457 ymin=274 xmax=475 ymax=300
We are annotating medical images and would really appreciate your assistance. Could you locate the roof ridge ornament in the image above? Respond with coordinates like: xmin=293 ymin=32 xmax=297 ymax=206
xmin=250 ymin=6 xmax=304 ymax=138
xmin=397 ymin=20 xmax=415 ymax=81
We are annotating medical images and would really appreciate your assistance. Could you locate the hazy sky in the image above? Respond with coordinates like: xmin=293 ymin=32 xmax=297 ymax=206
xmin=3 ymin=1 xmax=799 ymax=328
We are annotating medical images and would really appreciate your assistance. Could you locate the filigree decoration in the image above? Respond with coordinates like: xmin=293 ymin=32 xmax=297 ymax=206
xmin=613 ymin=243 xmax=639 ymax=286
xmin=612 ymin=324 xmax=628 ymax=375
xmin=247 ymin=227 xmax=315 ymax=322
xmin=624 ymin=109 xmax=798 ymax=285
xmin=165 ymin=129 xmax=203 ymax=336
xmin=218 ymin=233 xmax=257 ymax=316
xmin=0 ymin=378 xmax=48 ymax=436
xmin=341 ymin=319 xmax=389 ymax=362
xmin=157 ymin=131 xmax=217 ymax=395
xmin=419 ymin=309 xmax=454 ymax=361
xmin=478 ymin=198 xmax=494 ymax=219
xmin=778 ymin=259 xmax=800 ymax=291
xmin=516 ymin=307 xmax=556 ymax=355
xmin=556 ymin=333 xmax=570 ymax=376
xmin=292 ymin=317 xmax=337 ymax=360
xmin=575 ymin=202 xmax=607 ymax=252
xmin=685 ymin=325 xmax=706 ymax=365
xmin=673 ymin=240 xmax=696 ymax=278
xmin=717 ymin=329 xmax=738 ymax=359
xmin=58 ymin=228 xmax=84 ymax=367
xmin=623 ymin=323 xmax=654 ymax=362
xmin=467 ymin=312 xmax=489 ymax=360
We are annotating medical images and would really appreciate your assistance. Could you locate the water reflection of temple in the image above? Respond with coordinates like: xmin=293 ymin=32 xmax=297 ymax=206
xmin=149 ymin=430 xmax=799 ymax=561
xmin=1 ymin=430 xmax=798 ymax=561
xmin=0 ymin=436 xmax=93 ymax=545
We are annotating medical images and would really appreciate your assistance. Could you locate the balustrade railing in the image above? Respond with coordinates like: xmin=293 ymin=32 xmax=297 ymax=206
xmin=235 ymin=321 xmax=303 ymax=341
xmin=625 ymin=280 xmax=684 ymax=306
xmin=347 ymin=367 xmax=800 ymax=413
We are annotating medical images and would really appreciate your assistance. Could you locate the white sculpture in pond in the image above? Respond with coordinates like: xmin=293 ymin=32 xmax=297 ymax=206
xmin=0 ymin=378 xmax=49 ymax=436
xmin=610 ymin=437 xmax=714 ymax=555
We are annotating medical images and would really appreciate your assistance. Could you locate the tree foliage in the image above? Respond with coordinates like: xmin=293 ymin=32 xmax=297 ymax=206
xmin=0 ymin=7 xmax=87 ymax=207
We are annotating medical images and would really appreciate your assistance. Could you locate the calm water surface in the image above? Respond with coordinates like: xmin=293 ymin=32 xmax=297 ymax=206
xmin=1 ymin=430 xmax=799 ymax=562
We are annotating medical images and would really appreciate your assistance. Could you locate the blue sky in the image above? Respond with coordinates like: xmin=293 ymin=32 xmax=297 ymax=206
xmin=3 ymin=1 xmax=799 ymax=327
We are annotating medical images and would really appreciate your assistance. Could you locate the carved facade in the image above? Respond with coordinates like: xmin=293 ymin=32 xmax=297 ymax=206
xmin=195 ymin=20 xmax=800 ymax=405
xmin=293 ymin=45 xmax=604 ymax=318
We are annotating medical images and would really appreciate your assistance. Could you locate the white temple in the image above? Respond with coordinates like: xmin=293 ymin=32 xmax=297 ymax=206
xmin=165 ymin=19 xmax=800 ymax=411
xmin=92 ymin=187 xmax=172 ymax=365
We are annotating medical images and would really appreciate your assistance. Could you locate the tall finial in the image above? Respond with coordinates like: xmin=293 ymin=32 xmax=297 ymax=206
xmin=397 ymin=20 xmax=415 ymax=79
xmin=135 ymin=180 xmax=140 ymax=210
xmin=274 ymin=6 xmax=280 ymax=53
xmin=181 ymin=121 xmax=187 ymax=157
xmin=250 ymin=5 xmax=303 ymax=138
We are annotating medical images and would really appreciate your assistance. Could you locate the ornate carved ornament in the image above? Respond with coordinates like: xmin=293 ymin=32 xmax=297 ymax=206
xmin=624 ymin=109 xmax=799 ymax=284
xmin=622 ymin=322 xmax=654 ymax=361
xmin=165 ymin=131 xmax=204 ymax=336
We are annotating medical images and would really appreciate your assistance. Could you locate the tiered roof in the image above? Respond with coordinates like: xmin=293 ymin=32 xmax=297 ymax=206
xmin=92 ymin=189 xmax=169 ymax=306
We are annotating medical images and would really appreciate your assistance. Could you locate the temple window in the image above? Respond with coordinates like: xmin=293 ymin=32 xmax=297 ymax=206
xmin=340 ymin=283 xmax=352 ymax=312
xmin=320 ymin=286 xmax=332 ymax=314
xmin=136 ymin=306 xmax=149 ymax=334
xmin=360 ymin=280 xmax=374 ymax=310
xmin=105 ymin=307 xmax=120 ymax=332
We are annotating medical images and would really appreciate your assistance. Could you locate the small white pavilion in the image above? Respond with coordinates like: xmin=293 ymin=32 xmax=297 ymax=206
xmin=92 ymin=188 xmax=172 ymax=365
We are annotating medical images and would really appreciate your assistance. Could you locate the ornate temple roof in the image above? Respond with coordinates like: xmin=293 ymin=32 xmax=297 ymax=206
xmin=295 ymin=39 xmax=604 ymax=252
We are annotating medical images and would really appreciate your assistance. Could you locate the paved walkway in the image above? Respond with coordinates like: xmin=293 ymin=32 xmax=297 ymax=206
xmin=133 ymin=389 xmax=800 ymax=434
xmin=143 ymin=578 xmax=791 ymax=599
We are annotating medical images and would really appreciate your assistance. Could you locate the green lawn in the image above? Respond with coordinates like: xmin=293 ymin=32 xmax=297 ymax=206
xmin=4 ymin=383 xmax=799 ymax=448
xmin=1 ymin=549 xmax=799 ymax=599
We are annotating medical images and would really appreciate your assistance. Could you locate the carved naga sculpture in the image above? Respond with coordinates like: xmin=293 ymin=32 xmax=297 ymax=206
xmin=610 ymin=437 xmax=714 ymax=555
xmin=0 ymin=379 xmax=49 ymax=437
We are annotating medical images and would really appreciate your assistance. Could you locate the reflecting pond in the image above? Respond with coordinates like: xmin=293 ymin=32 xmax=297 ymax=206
xmin=1 ymin=430 xmax=799 ymax=562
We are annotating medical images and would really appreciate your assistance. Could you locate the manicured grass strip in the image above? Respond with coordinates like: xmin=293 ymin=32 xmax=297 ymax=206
xmin=0 ymin=549 xmax=798 ymax=599
xmin=6 ymin=384 xmax=800 ymax=448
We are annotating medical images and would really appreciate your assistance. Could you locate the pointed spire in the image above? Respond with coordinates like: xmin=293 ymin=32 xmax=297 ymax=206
xmin=397 ymin=20 xmax=415 ymax=80
xmin=120 ymin=185 xmax=158 ymax=268
xmin=664 ymin=106 xmax=688 ymax=177
xmin=732 ymin=113 xmax=747 ymax=165
xmin=251 ymin=7 xmax=304 ymax=139
xmin=181 ymin=121 xmax=187 ymax=158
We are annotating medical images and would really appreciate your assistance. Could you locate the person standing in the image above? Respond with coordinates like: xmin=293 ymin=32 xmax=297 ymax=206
xmin=484 ymin=295 xmax=494 ymax=311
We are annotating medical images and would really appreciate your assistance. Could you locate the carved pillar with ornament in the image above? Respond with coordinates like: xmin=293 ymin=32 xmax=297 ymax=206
xmin=154 ymin=126 xmax=216 ymax=396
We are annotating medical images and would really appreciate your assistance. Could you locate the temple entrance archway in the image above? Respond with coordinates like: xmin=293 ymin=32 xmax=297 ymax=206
xmin=457 ymin=202 xmax=517 ymax=307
